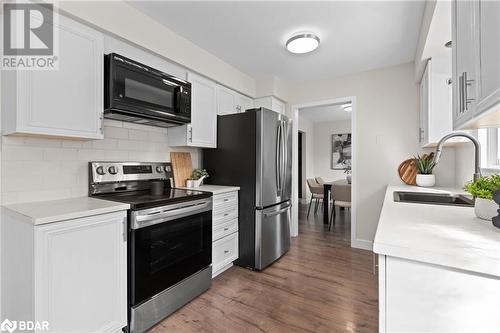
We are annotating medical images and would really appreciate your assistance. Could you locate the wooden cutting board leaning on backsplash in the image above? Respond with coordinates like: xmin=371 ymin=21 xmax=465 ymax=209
xmin=398 ymin=152 xmax=434 ymax=185
xmin=170 ymin=152 xmax=193 ymax=187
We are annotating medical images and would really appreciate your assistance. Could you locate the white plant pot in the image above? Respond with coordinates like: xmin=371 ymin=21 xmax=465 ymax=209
xmin=186 ymin=180 xmax=194 ymax=188
xmin=346 ymin=175 xmax=352 ymax=184
xmin=416 ymin=174 xmax=435 ymax=187
xmin=474 ymin=198 xmax=498 ymax=221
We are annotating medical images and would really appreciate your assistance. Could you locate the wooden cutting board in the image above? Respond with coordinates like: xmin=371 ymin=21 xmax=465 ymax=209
xmin=398 ymin=152 xmax=434 ymax=185
xmin=170 ymin=152 xmax=193 ymax=187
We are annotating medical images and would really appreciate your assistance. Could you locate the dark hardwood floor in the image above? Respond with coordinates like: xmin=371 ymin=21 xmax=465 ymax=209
xmin=149 ymin=204 xmax=378 ymax=333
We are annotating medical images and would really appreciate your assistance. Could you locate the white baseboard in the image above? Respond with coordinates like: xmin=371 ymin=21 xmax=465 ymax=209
xmin=351 ymin=238 xmax=373 ymax=251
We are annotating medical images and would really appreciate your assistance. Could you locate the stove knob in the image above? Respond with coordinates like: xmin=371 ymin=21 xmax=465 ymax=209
xmin=156 ymin=166 xmax=164 ymax=173
xmin=108 ymin=166 xmax=118 ymax=175
xmin=96 ymin=166 xmax=106 ymax=175
xmin=164 ymin=165 xmax=172 ymax=172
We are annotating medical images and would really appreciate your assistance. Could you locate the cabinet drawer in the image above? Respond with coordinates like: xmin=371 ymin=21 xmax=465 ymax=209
xmin=212 ymin=232 xmax=238 ymax=273
xmin=213 ymin=205 xmax=238 ymax=226
xmin=213 ymin=192 xmax=238 ymax=210
xmin=213 ymin=218 xmax=238 ymax=242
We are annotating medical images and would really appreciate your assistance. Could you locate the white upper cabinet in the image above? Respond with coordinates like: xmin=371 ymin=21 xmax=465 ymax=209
xmin=2 ymin=13 xmax=104 ymax=139
xmin=476 ymin=0 xmax=500 ymax=116
xmin=216 ymin=84 xmax=254 ymax=115
xmin=254 ymin=96 xmax=286 ymax=115
xmin=168 ymin=72 xmax=217 ymax=148
xmin=419 ymin=55 xmax=464 ymax=147
xmin=452 ymin=0 xmax=500 ymax=129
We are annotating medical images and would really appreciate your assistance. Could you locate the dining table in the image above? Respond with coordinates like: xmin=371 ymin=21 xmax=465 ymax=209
xmin=323 ymin=179 xmax=350 ymax=225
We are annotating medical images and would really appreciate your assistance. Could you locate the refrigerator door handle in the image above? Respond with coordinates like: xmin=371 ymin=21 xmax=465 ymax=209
xmin=281 ymin=120 xmax=287 ymax=195
xmin=263 ymin=203 xmax=291 ymax=217
xmin=275 ymin=121 xmax=282 ymax=196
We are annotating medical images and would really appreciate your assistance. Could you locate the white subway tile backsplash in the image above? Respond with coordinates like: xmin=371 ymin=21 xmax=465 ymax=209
xmin=91 ymin=138 xmax=118 ymax=150
xmin=104 ymin=126 xmax=128 ymax=139
xmin=43 ymin=148 xmax=78 ymax=161
xmin=128 ymin=129 xmax=150 ymax=141
xmin=4 ymin=145 xmax=44 ymax=161
xmin=1 ymin=119 xmax=200 ymax=204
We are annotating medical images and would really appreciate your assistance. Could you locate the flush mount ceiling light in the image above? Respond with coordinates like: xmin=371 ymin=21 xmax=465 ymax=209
xmin=286 ymin=33 xmax=320 ymax=54
xmin=342 ymin=104 xmax=352 ymax=112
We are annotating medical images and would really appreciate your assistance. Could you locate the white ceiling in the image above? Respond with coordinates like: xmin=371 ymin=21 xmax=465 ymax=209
xmin=299 ymin=104 xmax=351 ymax=123
xmin=127 ymin=1 xmax=425 ymax=83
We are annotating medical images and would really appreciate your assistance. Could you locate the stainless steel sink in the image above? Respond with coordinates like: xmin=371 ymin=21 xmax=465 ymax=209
xmin=393 ymin=191 xmax=474 ymax=207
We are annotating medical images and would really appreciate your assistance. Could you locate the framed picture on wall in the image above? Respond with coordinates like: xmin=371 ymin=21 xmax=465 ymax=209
xmin=331 ymin=133 xmax=351 ymax=170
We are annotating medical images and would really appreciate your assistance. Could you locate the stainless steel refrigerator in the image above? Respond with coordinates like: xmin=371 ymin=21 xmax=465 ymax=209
xmin=203 ymin=107 xmax=292 ymax=270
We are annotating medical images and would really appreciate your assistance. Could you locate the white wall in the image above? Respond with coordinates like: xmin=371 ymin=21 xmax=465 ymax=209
xmin=289 ymin=62 xmax=426 ymax=245
xmin=312 ymin=120 xmax=352 ymax=184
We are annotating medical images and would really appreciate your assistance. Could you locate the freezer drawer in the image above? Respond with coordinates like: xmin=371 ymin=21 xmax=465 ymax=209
xmin=255 ymin=201 xmax=291 ymax=270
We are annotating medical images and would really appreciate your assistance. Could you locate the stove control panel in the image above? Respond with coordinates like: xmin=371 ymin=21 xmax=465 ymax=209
xmin=89 ymin=162 xmax=174 ymax=184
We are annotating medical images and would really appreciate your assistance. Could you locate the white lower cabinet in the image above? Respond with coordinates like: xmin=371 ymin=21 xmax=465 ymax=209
xmin=211 ymin=191 xmax=239 ymax=277
xmin=379 ymin=255 xmax=500 ymax=332
xmin=1 ymin=211 xmax=128 ymax=332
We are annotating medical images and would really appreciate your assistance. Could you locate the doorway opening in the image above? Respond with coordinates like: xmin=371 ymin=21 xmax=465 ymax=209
xmin=291 ymin=97 xmax=357 ymax=249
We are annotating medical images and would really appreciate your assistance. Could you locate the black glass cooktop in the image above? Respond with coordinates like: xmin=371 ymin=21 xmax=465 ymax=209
xmin=95 ymin=188 xmax=212 ymax=209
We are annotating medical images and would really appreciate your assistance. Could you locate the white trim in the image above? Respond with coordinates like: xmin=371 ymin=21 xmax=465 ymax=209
xmin=291 ymin=96 xmax=358 ymax=247
xmin=351 ymin=239 xmax=373 ymax=251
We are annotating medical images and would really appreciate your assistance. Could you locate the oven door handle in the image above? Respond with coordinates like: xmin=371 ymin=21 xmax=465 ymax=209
xmin=132 ymin=201 xmax=211 ymax=229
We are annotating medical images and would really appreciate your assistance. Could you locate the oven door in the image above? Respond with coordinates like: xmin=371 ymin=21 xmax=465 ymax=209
xmin=129 ymin=198 xmax=212 ymax=307
xmin=110 ymin=58 xmax=190 ymax=122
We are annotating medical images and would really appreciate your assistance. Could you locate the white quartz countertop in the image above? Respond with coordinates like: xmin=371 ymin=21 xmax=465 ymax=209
xmin=373 ymin=185 xmax=500 ymax=277
xmin=2 ymin=197 xmax=130 ymax=225
xmin=176 ymin=185 xmax=240 ymax=195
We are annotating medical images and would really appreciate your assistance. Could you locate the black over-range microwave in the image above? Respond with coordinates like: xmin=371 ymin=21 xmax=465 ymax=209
xmin=104 ymin=53 xmax=191 ymax=128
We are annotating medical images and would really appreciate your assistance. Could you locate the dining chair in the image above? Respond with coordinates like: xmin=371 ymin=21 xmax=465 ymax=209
xmin=306 ymin=178 xmax=324 ymax=218
xmin=329 ymin=181 xmax=352 ymax=230
xmin=315 ymin=177 xmax=326 ymax=185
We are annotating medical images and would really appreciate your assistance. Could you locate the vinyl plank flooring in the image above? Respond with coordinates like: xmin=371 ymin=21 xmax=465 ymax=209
xmin=148 ymin=205 xmax=378 ymax=332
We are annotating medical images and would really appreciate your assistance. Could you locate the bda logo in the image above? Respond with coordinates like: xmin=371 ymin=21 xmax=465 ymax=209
xmin=0 ymin=319 xmax=17 ymax=333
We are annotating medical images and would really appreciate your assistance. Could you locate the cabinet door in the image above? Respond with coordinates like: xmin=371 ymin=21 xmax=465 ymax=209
xmin=238 ymin=94 xmax=254 ymax=113
xmin=17 ymin=14 xmax=104 ymax=139
xmin=419 ymin=61 xmax=430 ymax=146
xmin=452 ymin=0 xmax=478 ymax=129
xmin=476 ymin=0 xmax=500 ymax=115
xmin=271 ymin=98 xmax=285 ymax=115
xmin=217 ymin=85 xmax=237 ymax=115
xmin=385 ymin=256 xmax=500 ymax=332
xmin=187 ymin=72 xmax=217 ymax=148
xmin=34 ymin=212 xmax=127 ymax=332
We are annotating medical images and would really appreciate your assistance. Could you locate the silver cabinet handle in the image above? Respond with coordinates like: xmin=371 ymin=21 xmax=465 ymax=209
xmin=224 ymin=250 xmax=229 ymax=254
xmin=188 ymin=126 xmax=193 ymax=142
xmin=224 ymin=228 xmax=229 ymax=231
xmin=224 ymin=198 xmax=229 ymax=202
xmin=459 ymin=74 xmax=464 ymax=114
xmin=463 ymin=71 xmax=475 ymax=108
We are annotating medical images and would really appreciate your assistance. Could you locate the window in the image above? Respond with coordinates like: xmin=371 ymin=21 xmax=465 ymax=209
xmin=477 ymin=128 xmax=500 ymax=170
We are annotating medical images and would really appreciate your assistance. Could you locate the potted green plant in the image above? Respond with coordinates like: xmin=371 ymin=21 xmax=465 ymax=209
xmin=465 ymin=174 xmax=500 ymax=220
xmin=186 ymin=168 xmax=209 ymax=188
xmin=415 ymin=154 xmax=436 ymax=187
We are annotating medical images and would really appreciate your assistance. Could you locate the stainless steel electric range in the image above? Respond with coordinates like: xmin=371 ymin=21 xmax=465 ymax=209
xmin=89 ymin=161 xmax=212 ymax=333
